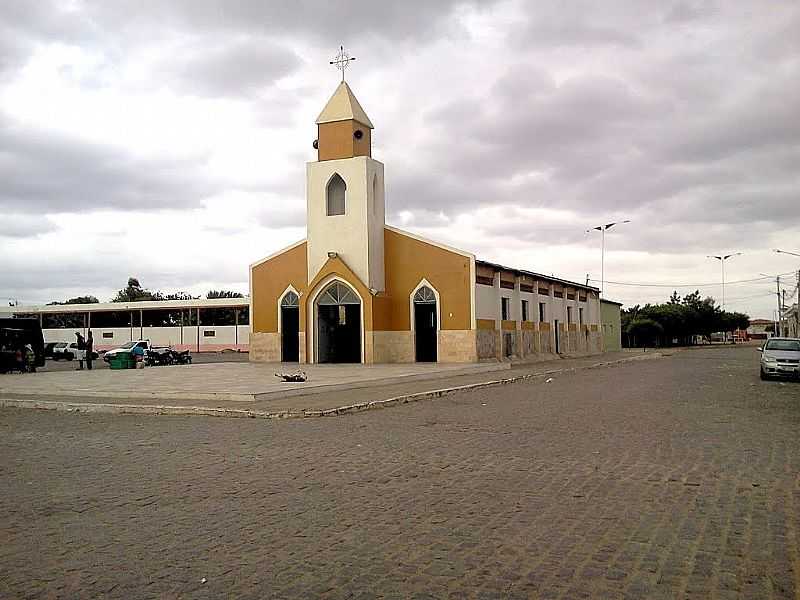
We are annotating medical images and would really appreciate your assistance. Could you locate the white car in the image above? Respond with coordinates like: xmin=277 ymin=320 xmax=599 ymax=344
xmin=103 ymin=340 xmax=151 ymax=362
xmin=51 ymin=342 xmax=84 ymax=361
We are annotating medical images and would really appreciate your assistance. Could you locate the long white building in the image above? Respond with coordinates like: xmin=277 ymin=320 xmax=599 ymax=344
xmin=8 ymin=298 xmax=250 ymax=351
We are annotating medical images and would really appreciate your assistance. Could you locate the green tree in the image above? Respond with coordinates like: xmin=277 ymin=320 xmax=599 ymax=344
xmin=621 ymin=290 xmax=751 ymax=347
xmin=66 ymin=296 xmax=99 ymax=304
xmin=626 ymin=318 xmax=664 ymax=349
xmin=164 ymin=292 xmax=199 ymax=301
xmin=207 ymin=290 xmax=244 ymax=299
xmin=112 ymin=277 xmax=162 ymax=302
xmin=47 ymin=295 xmax=100 ymax=306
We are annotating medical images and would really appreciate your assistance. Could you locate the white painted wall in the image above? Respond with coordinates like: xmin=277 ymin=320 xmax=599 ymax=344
xmin=43 ymin=328 xmax=95 ymax=344
xmin=475 ymin=284 xmax=498 ymax=320
xmin=44 ymin=326 xmax=251 ymax=350
xmin=474 ymin=277 xmax=600 ymax=329
xmin=306 ymin=156 xmax=385 ymax=290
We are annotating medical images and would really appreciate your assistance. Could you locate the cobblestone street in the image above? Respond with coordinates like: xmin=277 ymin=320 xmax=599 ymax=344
xmin=1 ymin=346 xmax=799 ymax=599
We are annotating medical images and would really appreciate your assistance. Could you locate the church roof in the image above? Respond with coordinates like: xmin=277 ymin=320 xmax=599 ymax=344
xmin=316 ymin=81 xmax=374 ymax=128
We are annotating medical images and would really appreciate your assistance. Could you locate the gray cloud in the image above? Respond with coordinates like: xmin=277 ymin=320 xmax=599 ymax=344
xmin=160 ymin=38 xmax=302 ymax=98
xmin=379 ymin=1 xmax=800 ymax=256
xmin=87 ymin=1 xmax=485 ymax=45
xmin=0 ymin=117 xmax=224 ymax=214
xmin=0 ymin=214 xmax=57 ymax=238
xmin=1 ymin=0 xmax=798 ymax=317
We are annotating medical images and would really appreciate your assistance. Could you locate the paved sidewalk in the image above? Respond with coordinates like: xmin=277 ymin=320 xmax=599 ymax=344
xmin=0 ymin=351 xmax=665 ymax=418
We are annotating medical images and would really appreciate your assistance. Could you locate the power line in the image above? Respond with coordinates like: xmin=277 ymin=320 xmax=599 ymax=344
xmin=591 ymin=271 xmax=796 ymax=288
xmin=724 ymin=293 xmax=777 ymax=304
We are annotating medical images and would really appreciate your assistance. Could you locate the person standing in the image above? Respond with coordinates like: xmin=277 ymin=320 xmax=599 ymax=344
xmin=86 ymin=330 xmax=94 ymax=371
xmin=75 ymin=332 xmax=85 ymax=370
xmin=24 ymin=344 xmax=36 ymax=373
xmin=15 ymin=346 xmax=25 ymax=373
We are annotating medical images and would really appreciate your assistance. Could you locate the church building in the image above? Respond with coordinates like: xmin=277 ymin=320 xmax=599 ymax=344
xmin=249 ymin=77 xmax=603 ymax=364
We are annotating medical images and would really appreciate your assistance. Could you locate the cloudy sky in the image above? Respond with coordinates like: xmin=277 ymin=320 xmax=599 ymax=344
xmin=1 ymin=0 xmax=798 ymax=318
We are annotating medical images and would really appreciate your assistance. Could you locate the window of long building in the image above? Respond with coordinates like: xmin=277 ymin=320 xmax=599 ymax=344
xmin=501 ymin=297 xmax=510 ymax=321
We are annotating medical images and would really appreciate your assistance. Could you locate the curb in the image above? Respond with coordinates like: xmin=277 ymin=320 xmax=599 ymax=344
xmin=0 ymin=353 xmax=663 ymax=420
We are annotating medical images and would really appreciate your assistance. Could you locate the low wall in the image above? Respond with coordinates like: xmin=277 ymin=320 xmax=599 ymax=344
xmin=373 ymin=331 xmax=414 ymax=363
xmin=439 ymin=330 xmax=477 ymax=362
xmin=477 ymin=329 xmax=498 ymax=360
xmin=249 ymin=332 xmax=280 ymax=362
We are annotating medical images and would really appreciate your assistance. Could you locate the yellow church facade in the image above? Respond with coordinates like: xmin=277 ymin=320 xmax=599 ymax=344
xmin=250 ymin=80 xmax=602 ymax=364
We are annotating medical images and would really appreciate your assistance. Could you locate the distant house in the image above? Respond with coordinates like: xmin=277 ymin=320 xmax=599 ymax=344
xmin=781 ymin=304 xmax=798 ymax=337
xmin=747 ymin=318 xmax=774 ymax=340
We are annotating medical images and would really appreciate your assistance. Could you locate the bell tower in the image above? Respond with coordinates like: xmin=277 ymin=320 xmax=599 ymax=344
xmin=315 ymin=81 xmax=373 ymax=162
xmin=306 ymin=50 xmax=385 ymax=291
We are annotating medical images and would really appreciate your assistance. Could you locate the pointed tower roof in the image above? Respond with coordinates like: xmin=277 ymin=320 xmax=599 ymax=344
xmin=315 ymin=81 xmax=374 ymax=129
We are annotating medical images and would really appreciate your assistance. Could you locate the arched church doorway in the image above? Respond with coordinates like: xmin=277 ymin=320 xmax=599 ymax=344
xmin=280 ymin=291 xmax=299 ymax=362
xmin=316 ymin=281 xmax=361 ymax=363
xmin=413 ymin=285 xmax=438 ymax=362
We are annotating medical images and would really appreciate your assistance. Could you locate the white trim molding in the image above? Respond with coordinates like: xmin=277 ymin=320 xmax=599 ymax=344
xmin=249 ymin=239 xmax=307 ymax=270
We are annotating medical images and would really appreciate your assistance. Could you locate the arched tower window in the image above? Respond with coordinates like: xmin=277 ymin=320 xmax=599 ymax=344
xmin=372 ymin=174 xmax=378 ymax=214
xmin=326 ymin=173 xmax=346 ymax=216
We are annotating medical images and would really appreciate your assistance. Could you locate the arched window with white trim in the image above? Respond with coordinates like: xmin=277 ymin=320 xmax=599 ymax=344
xmin=281 ymin=291 xmax=299 ymax=307
xmin=326 ymin=173 xmax=346 ymax=216
xmin=413 ymin=286 xmax=436 ymax=304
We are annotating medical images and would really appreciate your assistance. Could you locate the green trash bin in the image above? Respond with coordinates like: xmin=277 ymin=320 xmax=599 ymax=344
xmin=109 ymin=353 xmax=135 ymax=370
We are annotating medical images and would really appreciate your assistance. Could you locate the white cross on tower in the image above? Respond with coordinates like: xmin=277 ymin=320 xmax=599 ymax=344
xmin=329 ymin=45 xmax=356 ymax=82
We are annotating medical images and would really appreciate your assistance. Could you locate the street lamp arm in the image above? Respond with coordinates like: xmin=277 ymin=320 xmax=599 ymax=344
xmin=774 ymin=249 xmax=800 ymax=258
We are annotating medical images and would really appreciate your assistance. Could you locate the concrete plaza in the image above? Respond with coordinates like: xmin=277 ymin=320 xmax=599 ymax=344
xmin=0 ymin=360 xmax=510 ymax=403
xmin=0 ymin=352 xmax=649 ymax=417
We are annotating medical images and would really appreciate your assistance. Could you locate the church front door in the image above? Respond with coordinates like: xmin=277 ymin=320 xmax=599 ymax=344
xmin=316 ymin=281 xmax=362 ymax=363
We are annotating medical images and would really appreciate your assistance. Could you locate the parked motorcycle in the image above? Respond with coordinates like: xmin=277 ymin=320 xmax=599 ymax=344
xmin=144 ymin=348 xmax=173 ymax=367
xmin=170 ymin=349 xmax=192 ymax=365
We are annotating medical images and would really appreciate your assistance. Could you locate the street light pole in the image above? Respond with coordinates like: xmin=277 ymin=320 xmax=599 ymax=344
xmin=777 ymin=276 xmax=782 ymax=336
xmin=706 ymin=253 xmax=741 ymax=311
xmin=587 ymin=220 xmax=630 ymax=298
